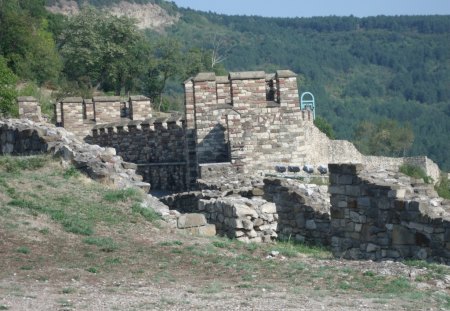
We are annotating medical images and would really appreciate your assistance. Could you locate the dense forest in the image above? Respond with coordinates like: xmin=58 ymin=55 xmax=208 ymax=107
xmin=1 ymin=0 xmax=449 ymax=170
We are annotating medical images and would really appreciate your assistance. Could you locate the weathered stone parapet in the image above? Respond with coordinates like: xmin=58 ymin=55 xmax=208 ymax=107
xmin=93 ymin=96 xmax=121 ymax=124
xmin=329 ymin=163 xmax=450 ymax=264
xmin=129 ymin=95 xmax=152 ymax=121
xmin=59 ymin=97 xmax=91 ymax=137
xmin=229 ymin=71 xmax=266 ymax=112
xmin=17 ymin=96 xmax=42 ymax=122
xmin=276 ymin=70 xmax=298 ymax=109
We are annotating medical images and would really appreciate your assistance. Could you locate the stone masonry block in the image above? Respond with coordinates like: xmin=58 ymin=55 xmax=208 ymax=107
xmin=177 ymin=213 xmax=207 ymax=229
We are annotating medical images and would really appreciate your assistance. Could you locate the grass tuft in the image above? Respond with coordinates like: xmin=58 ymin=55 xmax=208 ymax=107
xmin=131 ymin=203 xmax=161 ymax=222
xmin=103 ymin=188 xmax=142 ymax=203
xmin=271 ymin=239 xmax=331 ymax=259
xmin=16 ymin=246 xmax=30 ymax=254
xmin=83 ymin=237 xmax=118 ymax=252
xmin=63 ymin=166 xmax=81 ymax=179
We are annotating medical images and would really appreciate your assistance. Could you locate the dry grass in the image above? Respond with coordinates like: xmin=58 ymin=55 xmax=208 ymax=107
xmin=0 ymin=155 xmax=449 ymax=310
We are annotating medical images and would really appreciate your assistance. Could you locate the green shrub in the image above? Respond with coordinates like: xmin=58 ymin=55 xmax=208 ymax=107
xmin=435 ymin=175 xmax=450 ymax=199
xmin=399 ymin=164 xmax=433 ymax=184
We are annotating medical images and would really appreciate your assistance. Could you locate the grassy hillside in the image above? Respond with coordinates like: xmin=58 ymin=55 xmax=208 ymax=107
xmin=1 ymin=155 xmax=450 ymax=309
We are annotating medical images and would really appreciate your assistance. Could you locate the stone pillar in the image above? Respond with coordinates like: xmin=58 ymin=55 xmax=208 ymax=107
xmin=17 ymin=96 xmax=42 ymax=122
xmin=129 ymin=95 xmax=152 ymax=121
xmin=276 ymin=70 xmax=299 ymax=109
xmin=229 ymin=71 xmax=266 ymax=113
xmin=93 ymin=96 xmax=121 ymax=124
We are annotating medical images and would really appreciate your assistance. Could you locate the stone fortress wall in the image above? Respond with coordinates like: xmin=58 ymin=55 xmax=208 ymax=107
xmin=44 ymin=69 xmax=440 ymax=191
xmin=11 ymin=68 xmax=450 ymax=264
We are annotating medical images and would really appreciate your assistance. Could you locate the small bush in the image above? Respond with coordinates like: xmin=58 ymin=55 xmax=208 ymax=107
xmin=435 ymin=175 xmax=450 ymax=199
xmin=399 ymin=164 xmax=433 ymax=184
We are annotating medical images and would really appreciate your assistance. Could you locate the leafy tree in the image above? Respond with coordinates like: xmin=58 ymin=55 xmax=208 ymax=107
xmin=0 ymin=0 xmax=62 ymax=85
xmin=143 ymin=38 xmax=183 ymax=111
xmin=353 ymin=119 xmax=414 ymax=157
xmin=0 ymin=56 xmax=18 ymax=117
xmin=59 ymin=8 xmax=147 ymax=95
xmin=314 ymin=116 xmax=335 ymax=139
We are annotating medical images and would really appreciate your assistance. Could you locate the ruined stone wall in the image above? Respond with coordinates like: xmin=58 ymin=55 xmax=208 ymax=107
xmin=162 ymin=177 xmax=332 ymax=245
xmin=86 ymin=118 xmax=188 ymax=191
xmin=0 ymin=118 xmax=149 ymax=191
xmin=303 ymin=122 xmax=441 ymax=182
xmin=329 ymin=163 xmax=450 ymax=264
xmin=263 ymin=178 xmax=331 ymax=245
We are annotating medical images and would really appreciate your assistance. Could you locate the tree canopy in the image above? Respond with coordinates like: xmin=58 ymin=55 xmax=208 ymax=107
xmin=0 ymin=56 xmax=18 ymax=116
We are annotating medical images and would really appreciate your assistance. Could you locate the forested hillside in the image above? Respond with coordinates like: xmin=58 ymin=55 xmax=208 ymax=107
xmin=166 ymin=10 xmax=450 ymax=170
xmin=1 ymin=0 xmax=449 ymax=169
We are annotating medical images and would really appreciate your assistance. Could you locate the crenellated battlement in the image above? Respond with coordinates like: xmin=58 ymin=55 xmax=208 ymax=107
xmin=91 ymin=116 xmax=185 ymax=136
xmin=55 ymin=95 xmax=153 ymax=137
